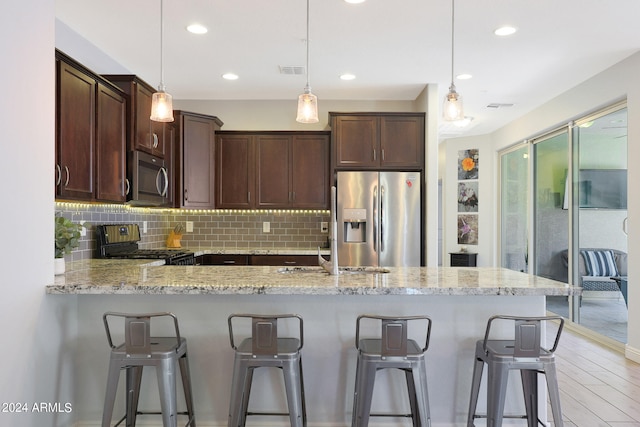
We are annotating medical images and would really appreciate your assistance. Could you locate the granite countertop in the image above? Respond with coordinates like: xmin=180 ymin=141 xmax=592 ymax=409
xmin=46 ymin=259 xmax=578 ymax=296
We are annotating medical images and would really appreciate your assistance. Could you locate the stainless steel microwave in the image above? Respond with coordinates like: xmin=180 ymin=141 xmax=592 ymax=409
xmin=127 ymin=151 xmax=170 ymax=206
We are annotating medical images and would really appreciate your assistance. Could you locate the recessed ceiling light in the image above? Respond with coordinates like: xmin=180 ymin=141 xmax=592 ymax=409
xmin=222 ymin=73 xmax=239 ymax=80
xmin=494 ymin=26 xmax=517 ymax=36
xmin=345 ymin=0 xmax=366 ymax=3
xmin=456 ymin=73 xmax=472 ymax=80
xmin=340 ymin=73 xmax=356 ymax=81
xmin=186 ymin=24 xmax=208 ymax=35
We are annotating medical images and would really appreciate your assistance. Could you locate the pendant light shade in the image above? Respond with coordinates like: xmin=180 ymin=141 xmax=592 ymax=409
xmin=443 ymin=0 xmax=463 ymax=121
xmin=296 ymin=87 xmax=318 ymax=123
xmin=296 ymin=0 xmax=319 ymax=124
xmin=150 ymin=0 xmax=174 ymax=122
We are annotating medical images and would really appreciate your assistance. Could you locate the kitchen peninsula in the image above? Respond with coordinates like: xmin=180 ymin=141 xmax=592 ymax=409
xmin=47 ymin=260 xmax=576 ymax=426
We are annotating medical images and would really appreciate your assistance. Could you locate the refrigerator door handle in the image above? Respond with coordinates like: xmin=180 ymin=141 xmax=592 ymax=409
xmin=373 ymin=184 xmax=378 ymax=251
xmin=380 ymin=185 xmax=385 ymax=253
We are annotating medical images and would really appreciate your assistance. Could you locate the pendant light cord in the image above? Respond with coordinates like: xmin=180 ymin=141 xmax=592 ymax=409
xmin=305 ymin=0 xmax=311 ymax=91
xmin=159 ymin=0 xmax=165 ymax=90
xmin=450 ymin=0 xmax=455 ymax=87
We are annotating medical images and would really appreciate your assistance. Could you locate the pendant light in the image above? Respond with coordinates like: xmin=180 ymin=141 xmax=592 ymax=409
xmin=443 ymin=0 xmax=463 ymax=121
xmin=296 ymin=0 xmax=319 ymax=123
xmin=150 ymin=0 xmax=174 ymax=122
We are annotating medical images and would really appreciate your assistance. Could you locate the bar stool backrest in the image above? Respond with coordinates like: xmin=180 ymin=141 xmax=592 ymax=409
xmin=356 ymin=314 xmax=432 ymax=356
xmin=103 ymin=312 xmax=182 ymax=358
xmin=252 ymin=317 xmax=278 ymax=355
xmin=228 ymin=313 xmax=304 ymax=354
xmin=125 ymin=316 xmax=152 ymax=357
xmin=514 ymin=319 xmax=541 ymax=358
xmin=482 ymin=315 xmax=564 ymax=358
xmin=381 ymin=319 xmax=408 ymax=357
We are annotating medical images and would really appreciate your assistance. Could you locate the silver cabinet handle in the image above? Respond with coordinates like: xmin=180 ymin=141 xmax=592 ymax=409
xmin=381 ymin=149 xmax=385 ymax=161
xmin=373 ymin=149 xmax=376 ymax=161
xmin=623 ymin=217 xmax=628 ymax=235
xmin=223 ymin=260 xmax=236 ymax=264
xmin=248 ymin=191 xmax=251 ymax=202
xmin=155 ymin=168 xmax=162 ymax=195
xmin=152 ymin=133 xmax=159 ymax=148
xmin=56 ymin=164 xmax=61 ymax=186
xmin=184 ymin=188 xmax=188 ymax=201
xmin=160 ymin=167 xmax=168 ymax=197
xmin=125 ymin=178 xmax=130 ymax=196
xmin=64 ymin=166 xmax=70 ymax=187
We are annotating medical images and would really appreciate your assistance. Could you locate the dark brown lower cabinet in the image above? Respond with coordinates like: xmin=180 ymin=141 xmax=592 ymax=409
xmin=196 ymin=254 xmax=319 ymax=266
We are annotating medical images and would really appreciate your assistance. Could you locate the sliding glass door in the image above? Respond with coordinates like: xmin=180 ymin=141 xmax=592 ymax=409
xmin=499 ymin=103 xmax=628 ymax=343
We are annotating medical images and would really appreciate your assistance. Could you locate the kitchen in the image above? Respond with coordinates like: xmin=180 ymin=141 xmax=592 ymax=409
xmin=3 ymin=2 xmax=640 ymax=427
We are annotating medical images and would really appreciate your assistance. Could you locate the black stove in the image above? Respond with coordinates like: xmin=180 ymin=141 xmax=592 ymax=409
xmin=96 ymin=224 xmax=195 ymax=265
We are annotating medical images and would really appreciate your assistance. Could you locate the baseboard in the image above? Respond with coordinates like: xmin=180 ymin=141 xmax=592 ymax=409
xmin=625 ymin=343 xmax=640 ymax=363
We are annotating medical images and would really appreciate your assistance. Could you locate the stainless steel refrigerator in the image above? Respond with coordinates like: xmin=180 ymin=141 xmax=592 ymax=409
xmin=336 ymin=171 xmax=421 ymax=267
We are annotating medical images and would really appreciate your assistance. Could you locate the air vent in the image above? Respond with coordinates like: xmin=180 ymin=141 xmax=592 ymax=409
xmin=279 ymin=66 xmax=306 ymax=75
xmin=486 ymin=103 xmax=514 ymax=109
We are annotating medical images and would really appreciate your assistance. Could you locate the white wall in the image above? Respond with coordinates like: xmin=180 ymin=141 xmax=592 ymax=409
xmin=0 ymin=2 xmax=77 ymax=426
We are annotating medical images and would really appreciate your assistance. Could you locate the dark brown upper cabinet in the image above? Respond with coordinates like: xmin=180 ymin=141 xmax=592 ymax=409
xmin=330 ymin=112 xmax=425 ymax=170
xmin=102 ymin=75 xmax=166 ymax=158
xmin=55 ymin=50 xmax=126 ymax=203
xmin=216 ymin=131 xmax=330 ymax=210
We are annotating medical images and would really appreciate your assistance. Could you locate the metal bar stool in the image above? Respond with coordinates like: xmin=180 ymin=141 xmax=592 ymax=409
xmin=467 ymin=315 xmax=565 ymax=427
xmin=227 ymin=313 xmax=306 ymax=427
xmin=351 ymin=314 xmax=432 ymax=427
xmin=101 ymin=312 xmax=196 ymax=427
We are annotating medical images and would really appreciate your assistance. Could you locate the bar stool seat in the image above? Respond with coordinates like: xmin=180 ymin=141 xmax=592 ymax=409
xmin=227 ymin=313 xmax=306 ymax=427
xmin=101 ymin=312 xmax=196 ymax=427
xmin=467 ymin=315 xmax=565 ymax=427
xmin=351 ymin=314 xmax=432 ymax=427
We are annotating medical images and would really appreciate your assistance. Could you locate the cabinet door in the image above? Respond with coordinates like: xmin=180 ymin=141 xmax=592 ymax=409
xmin=379 ymin=115 xmax=424 ymax=168
xmin=250 ymin=255 xmax=318 ymax=266
xmin=333 ymin=115 xmax=378 ymax=168
xmin=292 ymin=134 xmax=329 ymax=209
xmin=133 ymin=82 xmax=165 ymax=157
xmin=256 ymin=135 xmax=291 ymax=208
xmin=216 ymin=134 xmax=255 ymax=209
xmin=95 ymin=83 xmax=127 ymax=202
xmin=164 ymin=122 xmax=176 ymax=207
xmin=181 ymin=114 xmax=215 ymax=208
xmin=56 ymin=60 xmax=95 ymax=200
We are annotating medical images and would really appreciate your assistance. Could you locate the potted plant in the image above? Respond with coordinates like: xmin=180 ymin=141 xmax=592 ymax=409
xmin=54 ymin=215 xmax=85 ymax=274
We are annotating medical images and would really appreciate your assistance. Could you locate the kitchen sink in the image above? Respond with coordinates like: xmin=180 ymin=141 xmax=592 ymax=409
xmin=277 ymin=266 xmax=390 ymax=275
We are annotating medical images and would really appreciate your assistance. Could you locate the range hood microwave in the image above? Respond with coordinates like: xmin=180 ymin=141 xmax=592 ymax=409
xmin=127 ymin=150 xmax=170 ymax=207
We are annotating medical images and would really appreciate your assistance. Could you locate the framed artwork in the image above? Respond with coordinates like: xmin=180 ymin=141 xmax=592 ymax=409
xmin=458 ymin=149 xmax=479 ymax=180
xmin=458 ymin=181 xmax=478 ymax=212
xmin=457 ymin=214 xmax=478 ymax=245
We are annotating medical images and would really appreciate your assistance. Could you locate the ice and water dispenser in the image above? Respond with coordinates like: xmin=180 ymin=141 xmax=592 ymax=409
xmin=342 ymin=208 xmax=367 ymax=243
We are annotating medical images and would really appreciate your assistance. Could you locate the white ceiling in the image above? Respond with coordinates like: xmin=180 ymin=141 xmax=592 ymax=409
xmin=55 ymin=0 xmax=640 ymax=139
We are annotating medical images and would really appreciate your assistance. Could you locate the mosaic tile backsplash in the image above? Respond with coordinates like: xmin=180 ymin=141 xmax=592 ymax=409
xmin=56 ymin=202 xmax=330 ymax=262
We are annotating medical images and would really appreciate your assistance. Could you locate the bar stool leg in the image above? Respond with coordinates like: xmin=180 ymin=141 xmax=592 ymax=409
xmin=298 ymin=358 xmax=308 ymax=427
xmin=404 ymin=369 xmax=419 ymax=427
xmin=411 ymin=360 xmax=431 ymax=427
xmin=544 ymin=362 xmax=564 ymax=427
xmin=125 ymin=365 xmax=144 ymax=427
xmin=228 ymin=357 xmax=250 ymax=427
xmin=351 ymin=355 xmax=363 ymax=427
xmin=466 ymin=357 xmax=484 ymax=427
xmin=520 ymin=369 xmax=538 ymax=427
xmin=238 ymin=367 xmax=255 ymax=427
xmin=486 ymin=364 xmax=509 ymax=427
xmin=156 ymin=358 xmax=178 ymax=427
xmin=102 ymin=358 xmax=122 ymax=427
xmin=283 ymin=360 xmax=304 ymax=427
xmin=354 ymin=361 xmax=377 ymax=427
xmin=179 ymin=354 xmax=196 ymax=426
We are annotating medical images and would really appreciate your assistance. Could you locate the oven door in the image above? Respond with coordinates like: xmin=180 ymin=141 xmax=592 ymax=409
xmin=128 ymin=151 xmax=169 ymax=206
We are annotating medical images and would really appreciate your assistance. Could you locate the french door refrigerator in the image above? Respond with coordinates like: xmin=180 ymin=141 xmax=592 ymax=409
xmin=336 ymin=171 xmax=421 ymax=267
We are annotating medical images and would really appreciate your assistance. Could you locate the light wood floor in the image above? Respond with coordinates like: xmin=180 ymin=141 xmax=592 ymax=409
xmin=548 ymin=322 xmax=640 ymax=426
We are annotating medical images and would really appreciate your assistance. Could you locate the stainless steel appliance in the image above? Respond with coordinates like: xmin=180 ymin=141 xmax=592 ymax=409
xmin=96 ymin=224 xmax=195 ymax=265
xmin=128 ymin=151 xmax=170 ymax=206
xmin=337 ymin=171 xmax=421 ymax=267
